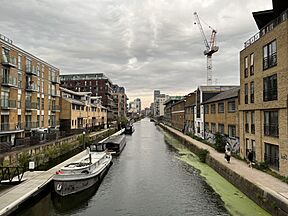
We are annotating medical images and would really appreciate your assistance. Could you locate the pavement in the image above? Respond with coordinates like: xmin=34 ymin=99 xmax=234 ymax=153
xmin=162 ymin=124 xmax=288 ymax=204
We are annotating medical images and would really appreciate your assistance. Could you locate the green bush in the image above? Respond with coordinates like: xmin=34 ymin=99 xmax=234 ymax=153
xmin=198 ymin=149 xmax=209 ymax=163
xmin=214 ymin=132 xmax=226 ymax=153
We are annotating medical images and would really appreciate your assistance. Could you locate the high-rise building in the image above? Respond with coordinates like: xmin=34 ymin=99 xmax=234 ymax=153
xmin=134 ymin=98 xmax=141 ymax=114
xmin=239 ymin=1 xmax=288 ymax=175
xmin=0 ymin=33 xmax=60 ymax=148
xmin=112 ymin=84 xmax=127 ymax=119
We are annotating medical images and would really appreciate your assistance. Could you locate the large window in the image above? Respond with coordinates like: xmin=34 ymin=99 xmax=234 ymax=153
xmin=250 ymin=53 xmax=254 ymax=75
xmin=264 ymin=143 xmax=279 ymax=170
xmin=244 ymin=56 xmax=248 ymax=78
xmin=218 ymin=103 xmax=224 ymax=113
xmin=204 ymin=105 xmax=209 ymax=114
xmin=251 ymin=111 xmax=255 ymax=134
xmin=245 ymin=84 xmax=248 ymax=104
xmin=250 ymin=81 xmax=254 ymax=103
xmin=211 ymin=104 xmax=216 ymax=114
xmin=263 ymin=74 xmax=277 ymax=101
xmin=263 ymin=40 xmax=277 ymax=70
xmin=218 ymin=124 xmax=224 ymax=134
xmin=245 ymin=112 xmax=249 ymax=133
xmin=228 ymin=125 xmax=236 ymax=137
xmin=211 ymin=123 xmax=216 ymax=133
xmin=228 ymin=101 xmax=236 ymax=113
xmin=264 ymin=110 xmax=278 ymax=137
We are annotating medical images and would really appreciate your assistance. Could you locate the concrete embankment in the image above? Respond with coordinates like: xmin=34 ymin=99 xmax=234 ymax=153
xmin=0 ymin=128 xmax=121 ymax=216
xmin=160 ymin=123 xmax=288 ymax=216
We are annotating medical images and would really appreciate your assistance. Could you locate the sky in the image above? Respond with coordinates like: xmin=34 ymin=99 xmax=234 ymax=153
xmin=0 ymin=0 xmax=272 ymax=108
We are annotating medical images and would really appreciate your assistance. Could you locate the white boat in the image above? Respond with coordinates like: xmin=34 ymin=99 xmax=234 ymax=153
xmin=53 ymin=143 xmax=112 ymax=196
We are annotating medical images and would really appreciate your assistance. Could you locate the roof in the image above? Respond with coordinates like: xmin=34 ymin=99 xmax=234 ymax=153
xmin=63 ymin=98 xmax=85 ymax=106
xmin=202 ymin=87 xmax=240 ymax=104
xmin=197 ymin=85 xmax=239 ymax=93
xmin=60 ymin=87 xmax=92 ymax=96
xmin=163 ymin=96 xmax=183 ymax=105
xmin=253 ymin=0 xmax=288 ymax=29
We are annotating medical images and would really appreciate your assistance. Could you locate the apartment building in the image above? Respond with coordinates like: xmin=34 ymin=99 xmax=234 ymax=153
xmin=239 ymin=0 xmax=288 ymax=174
xmin=60 ymin=73 xmax=113 ymax=120
xmin=60 ymin=87 xmax=107 ymax=131
xmin=194 ymin=86 xmax=238 ymax=139
xmin=154 ymin=92 xmax=169 ymax=118
xmin=112 ymin=84 xmax=127 ymax=119
xmin=202 ymin=87 xmax=240 ymax=153
xmin=0 ymin=34 xmax=60 ymax=149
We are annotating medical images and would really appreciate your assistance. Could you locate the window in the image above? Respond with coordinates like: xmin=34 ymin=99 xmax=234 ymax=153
xmin=245 ymin=112 xmax=249 ymax=133
xmin=250 ymin=53 xmax=254 ymax=75
xmin=263 ymin=40 xmax=277 ymax=70
xmin=251 ymin=111 xmax=255 ymax=134
xmin=245 ymin=84 xmax=248 ymax=104
xmin=250 ymin=82 xmax=254 ymax=103
xmin=18 ymin=72 xmax=22 ymax=88
xmin=244 ymin=56 xmax=248 ymax=78
xmin=211 ymin=104 xmax=216 ymax=114
xmin=211 ymin=123 xmax=216 ymax=133
xmin=18 ymin=55 xmax=22 ymax=70
xmin=41 ymin=99 xmax=44 ymax=110
xmin=263 ymin=74 xmax=277 ymax=101
xmin=204 ymin=122 xmax=209 ymax=132
xmin=41 ymin=115 xmax=44 ymax=127
xmin=218 ymin=124 xmax=224 ymax=134
xmin=218 ymin=103 xmax=224 ymax=113
xmin=228 ymin=125 xmax=236 ymax=137
xmin=264 ymin=110 xmax=278 ymax=137
xmin=264 ymin=143 xmax=279 ymax=170
xmin=228 ymin=101 xmax=236 ymax=113
xmin=17 ymin=93 xmax=21 ymax=109
xmin=204 ymin=105 xmax=209 ymax=114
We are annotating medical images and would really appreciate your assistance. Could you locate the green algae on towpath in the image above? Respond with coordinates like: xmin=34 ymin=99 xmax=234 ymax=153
xmin=163 ymin=131 xmax=271 ymax=216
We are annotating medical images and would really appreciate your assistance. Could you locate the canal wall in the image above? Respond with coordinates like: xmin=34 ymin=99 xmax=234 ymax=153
xmin=160 ymin=123 xmax=288 ymax=216
xmin=0 ymin=128 xmax=116 ymax=169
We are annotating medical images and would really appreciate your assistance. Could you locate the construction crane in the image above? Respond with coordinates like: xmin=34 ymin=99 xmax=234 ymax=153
xmin=194 ymin=12 xmax=219 ymax=85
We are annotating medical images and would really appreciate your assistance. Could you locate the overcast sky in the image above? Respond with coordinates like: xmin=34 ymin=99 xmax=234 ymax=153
xmin=0 ymin=0 xmax=271 ymax=108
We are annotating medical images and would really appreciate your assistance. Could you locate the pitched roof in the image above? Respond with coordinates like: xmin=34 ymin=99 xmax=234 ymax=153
xmin=202 ymin=87 xmax=240 ymax=104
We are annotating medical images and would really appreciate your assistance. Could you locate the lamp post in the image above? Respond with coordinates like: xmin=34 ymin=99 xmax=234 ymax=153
xmin=82 ymin=131 xmax=86 ymax=149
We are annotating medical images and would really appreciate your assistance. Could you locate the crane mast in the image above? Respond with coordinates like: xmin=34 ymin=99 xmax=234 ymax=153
xmin=194 ymin=12 xmax=219 ymax=85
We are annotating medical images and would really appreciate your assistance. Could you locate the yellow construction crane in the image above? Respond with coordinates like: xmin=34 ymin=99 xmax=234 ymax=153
xmin=194 ymin=12 xmax=219 ymax=85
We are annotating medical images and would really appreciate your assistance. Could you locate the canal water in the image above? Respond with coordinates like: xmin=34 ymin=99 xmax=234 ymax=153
xmin=19 ymin=118 xmax=240 ymax=215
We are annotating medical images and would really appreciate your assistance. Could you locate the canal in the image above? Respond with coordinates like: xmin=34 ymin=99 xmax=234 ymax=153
xmin=17 ymin=118 xmax=267 ymax=216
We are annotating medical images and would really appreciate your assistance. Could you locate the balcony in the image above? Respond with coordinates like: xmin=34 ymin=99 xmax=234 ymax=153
xmin=51 ymin=105 xmax=60 ymax=112
xmin=0 ymin=122 xmax=24 ymax=134
xmin=51 ymin=90 xmax=60 ymax=97
xmin=25 ymin=65 xmax=37 ymax=76
xmin=51 ymin=76 xmax=60 ymax=84
xmin=25 ymin=101 xmax=38 ymax=110
xmin=25 ymin=122 xmax=38 ymax=130
xmin=1 ymin=99 xmax=16 ymax=109
xmin=244 ymin=9 xmax=288 ymax=48
xmin=1 ymin=55 xmax=16 ymax=67
xmin=2 ymin=76 xmax=17 ymax=88
xmin=264 ymin=124 xmax=279 ymax=137
xmin=26 ymin=83 xmax=38 ymax=92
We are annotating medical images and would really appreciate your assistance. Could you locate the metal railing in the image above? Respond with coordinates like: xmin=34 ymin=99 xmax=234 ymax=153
xmin=25 ymin=122 xmax=39 ymax=130
xmin=264 ymin=124 xmax=279 ymax=137
xmin=25 ymin=101 xmax=38 ymax=110
xmin=263 ymin=88 xmax=277 ymax=101
xmin=2 ymin=76 xmax=17 ymax=87
xmin=25 ymin=65 xmax=37 ymax=75
xmin=0 ymin=122 xmax=23 ymax=132
xmin=1 ymin=99 xmax=16 ymax=109
xmin=244 ymin=9 xmax=288 ymax=48
xmin=263 ymin=53 xmax=277 ymax=70
xmin=26 ymin=83 xmax=39 ymax=92
xmin=0 ymin=33 xmax=13 ymax=44
xmin=1 ymin=55 xmax=16 ymax=66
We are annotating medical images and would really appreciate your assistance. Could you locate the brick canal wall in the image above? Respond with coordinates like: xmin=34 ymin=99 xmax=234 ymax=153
xmin=0 ymin=129 xmax=116 ymax=168
xmin=160 ymin=124 xmax=288 ymax=216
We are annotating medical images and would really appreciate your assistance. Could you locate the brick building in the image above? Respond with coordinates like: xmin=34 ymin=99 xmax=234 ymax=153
xmin=239 ymin=0 xmax=288 ymax=174
xmin=184 ymin=92 xmax=196 ymax=134
xmin=171 ymin=99 xmax=185 ymax=131
xmin=202 ymin=87 xmax=240 ymax=152
xmin=60 ymin=73 xmax=113 ymax=121
xmin=0 ymin=34 xmax=60 ymax=150
xmin=163 ymin=96 xmax=183 ymax=125
xmin=112 ymin=84 xmax=127 ymax=119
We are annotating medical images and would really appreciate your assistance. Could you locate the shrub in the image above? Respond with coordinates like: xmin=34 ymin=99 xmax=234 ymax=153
xmin=214 ymin=132 xmax=226 ymax=153
xmin=198 ymin=149 xmax=209 ymax=163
